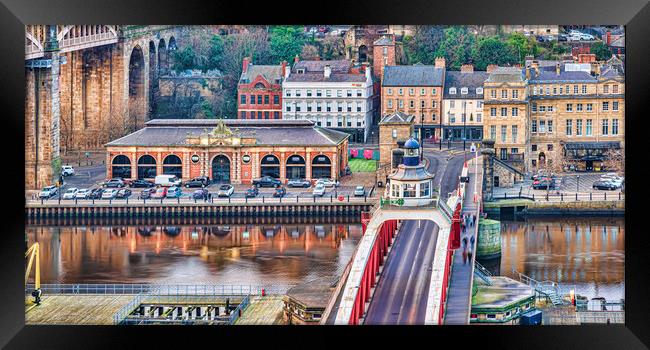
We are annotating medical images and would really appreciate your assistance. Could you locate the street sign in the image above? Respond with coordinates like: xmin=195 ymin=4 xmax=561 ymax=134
xmin=470 ymin=143 xmax=476 ymax=153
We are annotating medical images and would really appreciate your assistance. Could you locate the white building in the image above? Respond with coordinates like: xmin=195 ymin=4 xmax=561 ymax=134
xmin=282 ymin=59 xmax=375 ymax=143
xmin=442 ymin=65 xmax=489 ymax=142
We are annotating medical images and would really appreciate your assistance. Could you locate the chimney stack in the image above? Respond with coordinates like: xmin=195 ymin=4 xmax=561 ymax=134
xmin=435 ymin=57 xmax=446 ymax=69
xmin=460 ymin=64 xmax=474 ymax=73
xmin=606 ymin=31 xmax=612 ymax=45
xmin=281 ymin=61 xmax=287 ymax=79
xmin=525 ymin=65 xmax=531 ymax=80
xmin=486 ymin=64 xmax=498 ymax=73
xmin=324 ymin=64 xmax=332 ymax=79
xmin=242 ymin=57 xmax=250 ymax=73
xmin=556 ymin=63 xmax=561 ymax=76
xmin=294 ymin=55 xmax=299 ymax=64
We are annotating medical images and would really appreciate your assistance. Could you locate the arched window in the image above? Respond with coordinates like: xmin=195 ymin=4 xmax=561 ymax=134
xmin=311 ymin=155 xmax=332 ymax=179
xmin=111 ymin=155 xmax=132 ymax=179
xmin=261 ymin=154 xmax=280 ymax=178
xmin=163 ymin=154 xmax=182 ymax=178
xmin=286 ymin=155 xmax=306 ymax=180
xmin=137 ymin=155 xmax=157 ymax=179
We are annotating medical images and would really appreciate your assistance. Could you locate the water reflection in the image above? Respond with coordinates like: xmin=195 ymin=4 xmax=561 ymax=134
xmin=497 ymin=217 xmax=624 ymax=301
xmin=26 ymin=223 xmax=362 ymax=285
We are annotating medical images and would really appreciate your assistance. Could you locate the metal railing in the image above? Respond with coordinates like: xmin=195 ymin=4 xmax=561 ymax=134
xmin=495 ymin=191 xmax=624 ymax=202
xmin=26 ymin=283 xmax=294 ymax=296
xmin=473 ymin=261 xmax=493 ymax=286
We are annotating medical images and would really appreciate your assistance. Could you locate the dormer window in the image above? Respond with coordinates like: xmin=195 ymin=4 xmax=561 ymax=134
xmin=449 ymin=87 xmax=457 ymax=95
xmin=461 ymin=87 xmax=468 ymax=95
xmin=476 ymin=87 xmax=483 ymax=95
xmin=297 ymin=69 xmax=305 ymax=74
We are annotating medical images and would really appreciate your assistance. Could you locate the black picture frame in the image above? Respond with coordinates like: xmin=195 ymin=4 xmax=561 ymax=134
xmin=1 ymin=0 xmax=649 ymax=348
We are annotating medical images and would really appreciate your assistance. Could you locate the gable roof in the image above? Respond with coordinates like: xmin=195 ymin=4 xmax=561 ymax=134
xmin=382 ymin=65 xmax=444 ymax=86
xmin=443 ymin=71 xmax=489 ymax=99
xmin=380 ymin=111 xmax=415 ymax=124
xmin=485 ymin=67 xmax=525 ymax=83
xmin=292 ymin=60 xmax=350 ymax=73
xmin=239 ymin=65 xmax=283 ymax=85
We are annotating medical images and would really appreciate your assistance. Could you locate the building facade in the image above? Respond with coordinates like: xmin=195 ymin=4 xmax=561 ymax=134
xmin=282 ymin=59 xmax=375 ymax=143
xmin=237 ymin=57 xmax=286 ymax=120
xmin=105 ymin=119 xmax=349 ymax=185
xmin=527 ymin=59 xmax=625 ymax=172
xmin=381 ymin=58 xmax=446 ymax=141
xmin=442 ymin=64 xmax=489 ymax=142
xmin=482 ymin=67 xmax=529 ymax=174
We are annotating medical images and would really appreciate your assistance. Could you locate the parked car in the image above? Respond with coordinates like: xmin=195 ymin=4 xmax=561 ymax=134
xmin=74 ymin=188 xmax=91 ymax=199
xmin=287 ymin=178 xmax=311 ymax=188
xmin=313 ymin=183 xmax=326 ymax=196
xmin=217 ymin=184 xmax=235 ymax=197
xmin=88 ymin=188 xmax=104 ymax=199
xmin=532 ymin=180 xmax=551 ymax=190
xmin=184 ymin=176 xmax=210 ymax=188
xmin=592 ymin=180 xmax=618 ymax=190
xmin=155 ymin=174 xmax=182 ymax=187
xmin=151 ymin=187 xmax=168 ymax=199
xmin=61 ymin=165 xmax=75 ymax=176
xmin=165 ymin=186 xmax=183 ymax=198
xmin=558 ymin=33 xmax=568 ymax=41
xmin=245 ymin=187 xmax=259 ymax=198
xmin=252 ymin=176 xmax=282 ymax=188
xmin=101 ymin=188 xmax=118 ymax=199
xmin=193 ymin=188 xmax=210 ymax=200
xmin=38 ymin=185 xmax=59 ymax=199
xmin=316 ymin=178 xmax=339 ymax=188
xmin=129 ymin=179 xmax=154 ymax=188
xmin=139 ymin=188 xmax=155 ymax=199
xmin=62 ymin=187 xmax=79 ymax=200
xmin=116 ymin=188 xmax=132 ymax=199
xmin=104 ymin=178 xmax=126 ymax=188
xmin=273 ymin=187 xmax=287 ymax=198
xmin=354 ymin=186 xmax=366 ymax=197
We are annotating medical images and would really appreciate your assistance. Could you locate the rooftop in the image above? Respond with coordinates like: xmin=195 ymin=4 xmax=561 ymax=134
xmin=444 ymin=71 xmax=490 ymax=99
xmin=471 ymin=276 xmax=535 ymax=310
xmin=382 ymin=65 xmax=444 ymax=86
xmin=380 ymin=111 xmax=415 ymax=124
xmin=485 ymin=67 xmax=525 ymax=83
xmin=239 ymin=64 xmax=284 ymax=85
xmin=284 ymin=277 xmax=338 ymax=309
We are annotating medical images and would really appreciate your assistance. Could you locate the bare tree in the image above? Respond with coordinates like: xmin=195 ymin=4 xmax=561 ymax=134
xmin=602 ymin=148 xmax=624 ymax=175
xmin=301 ymin=44 xmax=320 ymax=60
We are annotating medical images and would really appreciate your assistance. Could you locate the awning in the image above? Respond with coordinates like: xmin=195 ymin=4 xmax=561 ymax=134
xmin=563 ymin=141 xmax=620 ymax=150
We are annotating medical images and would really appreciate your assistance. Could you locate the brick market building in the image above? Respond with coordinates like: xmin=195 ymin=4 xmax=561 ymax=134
xmin=237 ymin=57 xmax=286 ymax=120
xmin=381 ymin=58 xmax=446 ymax=141
xmin=105 ymin=119 xmax=349 ymax=184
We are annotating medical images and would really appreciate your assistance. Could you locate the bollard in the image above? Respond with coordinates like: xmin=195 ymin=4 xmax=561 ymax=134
xmin=604 ymin=192 xmax=607 ymax=201
xmin=330 ymin=195 xmax=333 ymax=203
xmin=348 ymin=195 xmax=350 ymax=202
xmin=504 ymin=193 xmax=507 ymax=199
xmin=590 ymin=192 xmax=592 ymax=201
xmin=545 ymin=193 xmax=548 ymax=201
xmin=532 ymin=194 xmax=535 ymax=201
xmin=619 ymin=192 xmax=621 ymax=200
xmin=575 ymin=193 xmax=578 ymax=201
xmin=296 ymin=195 xmax=299 ymax=203
xmin=561 ymin=193 xmax=563 ymax=201
xmin=262 ymin=196 xmax=265 ymax=203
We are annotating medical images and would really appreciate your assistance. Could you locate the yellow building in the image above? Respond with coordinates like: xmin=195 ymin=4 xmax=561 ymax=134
xmin=483 ymin=67 xmax=529 ymax=173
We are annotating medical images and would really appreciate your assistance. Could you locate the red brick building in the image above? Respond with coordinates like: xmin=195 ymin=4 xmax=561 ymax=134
xmin=237 ymin=57 xmax=286 ymax=120
xmin=105 ymin=119 xmax=349 ymax=184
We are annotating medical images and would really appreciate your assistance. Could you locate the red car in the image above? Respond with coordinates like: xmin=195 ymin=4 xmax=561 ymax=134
xmin=150 ymin=187 xmax=167 ymax=199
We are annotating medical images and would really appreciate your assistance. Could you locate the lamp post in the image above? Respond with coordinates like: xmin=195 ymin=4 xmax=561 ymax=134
xmin=576 ymin=174 xmax=580 ymax=193
xmin=463 ymin=102 xmax=467 ymax=151
xmin=420 ymin=112 xmax=424 ymax=161
xmin=439 ymin=110 xmax=444 ymax=150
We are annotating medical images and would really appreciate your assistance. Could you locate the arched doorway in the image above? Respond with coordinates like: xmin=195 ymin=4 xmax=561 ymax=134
xmin=111 ymin=155 xmax=132 ymax=179
xmin=163 ymin=154 xmax=182 ymax=178
xmin=168 ymin=36 xmax=177 ymax=52
xmin=286 ymin=155 xmax=306 ymax=180
xmin=137 ymin=154 xmax=156 ymax=179
xmin=158 ymin=38 xmax=167 ymax=76
xmin=312 ymin=155 xmax=332 ymax=179
xmin=538 ymin=152 xmax=546 ymax=167
xmin=128 ymin=46 xmax=145 ymax=132
xmin=212 ymin=155 xmax=230 ymax=184
xmin=261 ymin=154 xmax=280 ymax=178
xmin=148 ymin=41 xmax=157 ymax=115
xmin=358 ymin=45 xmax=368 ymax=62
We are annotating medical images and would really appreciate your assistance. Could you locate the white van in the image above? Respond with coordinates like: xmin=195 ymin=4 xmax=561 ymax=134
xmin=155 ymin=174 xmax=181 ymax=187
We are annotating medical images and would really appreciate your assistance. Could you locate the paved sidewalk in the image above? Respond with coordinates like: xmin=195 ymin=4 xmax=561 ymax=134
xmin=444 ymin=155 xmax=482 ymax=325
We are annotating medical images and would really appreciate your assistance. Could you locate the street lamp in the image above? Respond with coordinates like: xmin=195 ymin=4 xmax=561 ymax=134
xmin=576 ymin=175 xmax=580 ymax=193
xmin=462 ymin=102 xmax=467 ymax=151
xmin=420 ymin=112 xmax=424 ymax=161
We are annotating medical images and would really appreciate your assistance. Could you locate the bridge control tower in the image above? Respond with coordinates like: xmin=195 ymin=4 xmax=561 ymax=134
xmin=386 ymin=137 xmax=435 ymax=206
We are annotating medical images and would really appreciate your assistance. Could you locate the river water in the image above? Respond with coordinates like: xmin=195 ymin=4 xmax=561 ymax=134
xmin=26 ymin=216 xmax=624 ymax=301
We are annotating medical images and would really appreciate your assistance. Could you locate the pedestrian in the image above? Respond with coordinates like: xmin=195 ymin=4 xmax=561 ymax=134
xmin=462 ymin=237 xmax=468 ymax=265
xmin=470 ymin=235 xmax=475 ymax=247
xmin=473 ymin=214 xmax=477 ymax=226
xmin=468 ymin=248 xmax=473 ymax=262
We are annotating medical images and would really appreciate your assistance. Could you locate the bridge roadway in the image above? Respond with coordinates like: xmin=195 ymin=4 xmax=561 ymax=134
xmin=364 ymin=220 xmax=439 ymax=324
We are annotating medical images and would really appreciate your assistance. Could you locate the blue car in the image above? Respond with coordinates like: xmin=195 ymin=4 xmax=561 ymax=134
xmin=165 ymin=186 xmax=183 ymax=198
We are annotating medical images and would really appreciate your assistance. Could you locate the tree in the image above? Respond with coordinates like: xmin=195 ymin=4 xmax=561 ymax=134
xmin=171 ymin=46 xmax=197 ymax=72
xmin=434 ymin=27 xmax=476 ymax=70
xmin=269 ymin=26 xmax=305 ymax=63
xmin=471 ymin=36 xmax=518 ymax=70
xmin=505 ymin=32 xmax=540 ymax=64
xmin=403 ymin=25 xmax=445 ymax=65
xmin=300 ymin=44 xmax=320 ymax=60
xmin=591 ymin=41 xmax=612 ymax=61
xmin=320 ymin=36 xmax=345 ymax=60
xmin=602 ymin=148 xmax=624 ymax=175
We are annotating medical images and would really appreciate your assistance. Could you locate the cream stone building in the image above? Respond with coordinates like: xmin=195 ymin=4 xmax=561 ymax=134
xmin=442 ymin=64 xmax=489 ymax=142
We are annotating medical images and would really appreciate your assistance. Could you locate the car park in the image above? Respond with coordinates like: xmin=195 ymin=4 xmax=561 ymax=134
xmin=252 ymin=176 xmax=282 ymax=188
xmin=88 ymin=188 xmax=104 ymax=199
xmin=139 ymin=188 xmax=155 ymax=199
xmin=193 ymin=188 xmax=210 ymax=200
xmin=316 ymin=178 xmax=339 ymax=188
xmin=287 ymin=178 xmax=311 ymax=188
xmin=165 ymin=186 xmax=183 ymax=198
xmin=74 ymin=189 xmax=91 ymax=199
xmin=104 ymin=178 xmax=126 ymax=188
xmin=38 ymin=186 xmax=59 ymax=199
xmin=61 ymin=165 xmax=75 ymax=176
xmin=62 ymin=188 xmax=79 ymax=199
xmin=313 ymin=183 xmax=326 ymax=196
xmin=116 ymin=188 xmax=132 ymax=199
xmin=245 ymin=187 xmax=259 ymax=198
xmin=151 ymin=187 xmax=168 ymax=199
xmin=273 ymin=187 xmax=287 ymax=198
xmin=217 ymin=184 xmax=235 ymax=197
xmin=184 ymin=176 xmax=210 ymax=188
xmin=354 ymin=186 xmax=366 ymax=196
xmin=101 ymin=188 xmax=118 ymax=199
xmin=129 ymin=179 xmax=154 ymax=188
